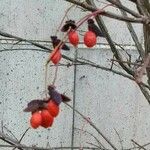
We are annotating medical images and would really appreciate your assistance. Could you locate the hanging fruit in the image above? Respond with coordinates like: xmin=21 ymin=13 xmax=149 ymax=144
xmin=41 ymin=109 xmax=54 ymax=128
xmin=68 ymin=30 xmax=79 ymax=47
xmin=84 ymin=31 xmax=97 ymax=48
xmin=24 ymin=85 xmax=71 ymax=129
xmin=30 ymin=111 xmax=42 ymax=129
xmin=50 ymin=48 xmax=62 ymax=65
xmin=47 ymin=100 xmax=60 ymax=117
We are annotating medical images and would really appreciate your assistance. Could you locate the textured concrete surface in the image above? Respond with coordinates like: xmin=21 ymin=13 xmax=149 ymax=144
xmin=0 ymin=0 xmax=149 ymax=150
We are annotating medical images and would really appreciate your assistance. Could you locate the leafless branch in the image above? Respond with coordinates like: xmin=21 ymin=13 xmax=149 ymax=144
xmin=118 ymin=0 xmax=145 ymax=58
xmin=114 ymin=129 xmax=123 ymax=150
xmin=105 ymin=0 xmax=141 ymax=17
xmin=131 ymin=139 xmax=147 ymax=150
xmin=12 ymin=128 xmax=30 ymax=150
xmin=64 ymin=102 xmax=118 ymax=150
xmin=75 ymin=127 xmax=106 ymax=149
xmin=64 ymin=0 xmax=148 ymax=23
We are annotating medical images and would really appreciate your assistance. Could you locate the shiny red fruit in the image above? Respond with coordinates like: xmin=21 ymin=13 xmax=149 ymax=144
xmin=30 ymin=111 xmax=42 ymax=129
xmin=50 ymin=48 xmax=62 ymax=64
xmin=84 ymin=31 xmax=97 ymax=48
xmin=47 ymin=100 xmax=59 ymax=117
xmin=41 ymin=109 xmax=54 ymax=128
xmin=68 ymin=31 xmax=79 ymax=47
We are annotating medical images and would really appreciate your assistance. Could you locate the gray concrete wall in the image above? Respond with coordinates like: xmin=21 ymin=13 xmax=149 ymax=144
xmin=0 ymin=0 xmax=149 ymax=149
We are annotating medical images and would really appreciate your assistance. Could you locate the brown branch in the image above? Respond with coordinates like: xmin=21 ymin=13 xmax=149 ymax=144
xmin=64 ymin=0 xmax=146 ymax=23
xmin=85 ymin=0 xmax=134 ymax=75
xmin=118 ymin=0 xmax=145 ymax=58
xmin=102 ymin=11 xmax=145 ymax=23
xmin=1 ymin=34 xmax=150 ymax=101
xmin=105 ymin=0 xmax=141 ymax=18
xmin=138 ymin=0 xmax=150 ymax=86
xmin=65 ymin=0 xmax=150 ymax=104
xmin=136 ymin=0 xmax=150 ymax=16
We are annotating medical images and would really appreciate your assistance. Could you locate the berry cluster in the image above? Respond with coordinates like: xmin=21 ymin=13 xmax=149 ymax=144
xmin=68 ymin=29 xmax=96 ymax=48
xmin=30 ymin=100 xmax=59 ymax=129
xmin=49 ymin=19 xmax=103 ymax=65
xmin=24 ymin=85 xmax=71 ymax=129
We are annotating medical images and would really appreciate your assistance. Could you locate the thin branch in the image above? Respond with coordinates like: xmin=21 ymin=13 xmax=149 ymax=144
xmin=0 ymin=30 xmax=74 ymax=62
xmin=75 ymin=127 xmax=106 ymax=149
xmin=0 ymin=31 xmax=51 ymax=51
xmin=105 ymin=0 xmax=141 ymax=18
xmin=114 ymin=129 xmax=123 ymax=150
xmin=12 ymin=128 xmax=30 ymax=150
xmin=118 ymin=0 xmax=145 ymax=58
xmin=1 ymin=43 xmax=150 ymax=92
xmin=131 ymin=139 xmax=147 ymax=150
xmin=0 ymin=131 xmax=25 ymax=150
xmin=64 ymin=103 xmax=118 ymax=150
xmin=55 ymin=4 xmax=75 ymax=35
xmin=102 ymin=11 xmax=144 ymax=23
xmin=85 ymin=0 xmax=134 ymax=75
xmin=3 ymin=126 xmax=18 ymax=141
xmin=124 ymin=142 xmax=150 ymax=150
xmin=64 ymin=0 xmax=146 ymax=23
xmin=86 ymin=142 xmax=103 ymax=149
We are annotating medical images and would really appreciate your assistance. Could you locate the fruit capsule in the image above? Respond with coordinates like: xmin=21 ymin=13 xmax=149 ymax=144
xmin=68 ymin=30 xmax=79 ymax=47
xmin=84 ymin=31 xmax=97 ymax=48
xmin=41 ymin=109 xmax=54 ymax=128
xmin=50 ymin=48 xmax=62 ymax=64
xmin=30 ymin=111 xmax=42 ymax=129
xmin=47 ymin=100 xmax=60 ymax=117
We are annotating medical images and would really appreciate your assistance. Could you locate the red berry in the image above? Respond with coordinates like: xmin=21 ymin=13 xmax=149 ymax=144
xmin=30 ymin=111 xmax=42 ymax=129
xmin=47 ymin=100 xmax=59 ymax=117
xmin=41 ymin=109 xmax=54 ymax=128
xmin=68 ymin=30 xmax=79 ymax=47
xmin=50 ymin=48 xmax=62 ymax=64
xmin=84 ymin=31 xmax=97 ymax=48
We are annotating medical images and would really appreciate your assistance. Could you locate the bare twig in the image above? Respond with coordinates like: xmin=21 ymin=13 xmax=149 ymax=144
xmin=75 ymin=128 xmax=106 ymax=149
xmin=118 ymin=0 xmax=145 ymax=58
xmin=65 ymin=0 xmax=146 ymax=23
xmin=131 ymin=139 xmax=147 ymax=150
xmin=85 ymin=0 xmax=134 ymax=76
xmin=114 ymin=129 xmax=123 ymax=150
xmin=105 ymin=0 xmax=141 ymax=17
xmin=64 ymin=102 xmax=118 ymax=150
xmin=55 ymin=4 xmax=75 ymax=35
xmin=12 ymin=128 xmax=30 ymax=150
xmin=0 ymin=131 xmax=25 ymax=150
